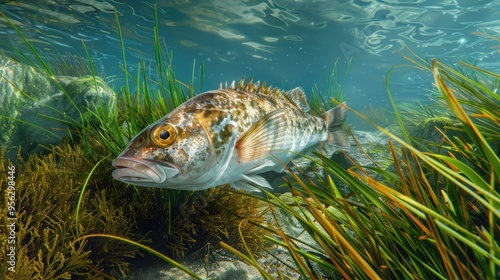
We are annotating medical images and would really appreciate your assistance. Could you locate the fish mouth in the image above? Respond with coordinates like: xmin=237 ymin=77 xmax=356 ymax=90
xmin=112 ymin=157 xmax=180 ymax=186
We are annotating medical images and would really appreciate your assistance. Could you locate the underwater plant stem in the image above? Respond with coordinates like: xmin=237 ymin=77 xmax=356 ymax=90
xmin=199 ymin=60 xmax=204 ymax=93
xmin=153 ymin=4 xmax=165 ymax=96
xmin=0 ymin=115 xmax=60 ymax=138
xmin=73 ymin=234 xmax=202 ymax=279
xmin=345 ymin=98 xmax=499 ymax=213
xmin=114 ymin=8 xmax=129 ymax=93
xmin=75 ymin=157 xmax=107 ymax=238
xmin=431 ymin=59 xmax=500 ymax=277
xmin=219 ymin=241 xmax=273 ymax=279
xmin=1 ymin=13 xmax=54 ymax=77
xmin=288 ymin=176 xmax=382 ymax=279
xmin=386 ymin=66 xmax=411 ymax=144
xmin=431 ymin=59 xmax=500 ymax=182
xmin=81 ymin=40 xmax=99 ymax=94
xmin=238 ymin=219 xmax=272 ymax=278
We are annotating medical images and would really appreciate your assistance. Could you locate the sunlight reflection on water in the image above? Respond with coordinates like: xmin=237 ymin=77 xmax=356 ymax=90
xmin=0 ymin=0 xmax=498 ymax=118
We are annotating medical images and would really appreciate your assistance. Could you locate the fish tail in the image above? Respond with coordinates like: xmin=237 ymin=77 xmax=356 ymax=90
xmin=321 ymin=102 xmax=349 ymax=147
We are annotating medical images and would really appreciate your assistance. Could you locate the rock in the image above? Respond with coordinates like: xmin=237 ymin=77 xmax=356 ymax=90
xmin=14 ymin=75 xmax=115 ymax=158
xmin=129 ymin=246 xmax=303 ymax=280
xmin=0 ymin=53 xmax=52 ymax=147
xmin=134 ymin=260 xmax=262 ymax=280
xmin=413 ymin=116 xmax=462 ymax=153
xmin=0 ymin=53 xmax=116 ymax=160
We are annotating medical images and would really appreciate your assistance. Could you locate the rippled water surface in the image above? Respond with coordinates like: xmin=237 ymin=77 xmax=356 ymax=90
xmin=1 ymin=0 xmax=499 ymax=125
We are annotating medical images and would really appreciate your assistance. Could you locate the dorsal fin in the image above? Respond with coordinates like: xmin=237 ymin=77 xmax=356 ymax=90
xmin=284 ymin=87 xmax=310 ymax=112
xmin=243 ymin=78 xmax=256 ymax=92
xmin=220 ymin=78 xmax=309 ymax=112
xmin=222 ymin=78 xmax=285 ymax=96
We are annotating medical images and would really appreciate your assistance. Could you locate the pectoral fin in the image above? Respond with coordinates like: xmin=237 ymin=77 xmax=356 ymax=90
xmin=236 ymin=109 xmax=288 ymax=163
xmin=242 ymin=174 xmax=273 ymax=189
xmin=245 ymin=159 xmax=276 ymax=173
xmin=230 ymin=180 xmax=257 ymax=192
xmin=230 ymin=174 xmax=273 ymax=192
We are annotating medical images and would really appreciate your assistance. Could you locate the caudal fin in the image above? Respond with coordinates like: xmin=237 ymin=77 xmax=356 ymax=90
xmin=321 ymin=102 xmax=349 ymax=147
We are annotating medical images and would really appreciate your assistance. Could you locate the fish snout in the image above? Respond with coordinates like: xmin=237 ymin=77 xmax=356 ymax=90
xmin=112 ymin=157 xmax=180 ymax=186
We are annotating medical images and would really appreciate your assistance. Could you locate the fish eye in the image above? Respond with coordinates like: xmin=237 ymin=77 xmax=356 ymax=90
xmin=159 ymin=130 xmax=170 ymax=140
xmin=150 ymin=123 xmax=177 ymax=147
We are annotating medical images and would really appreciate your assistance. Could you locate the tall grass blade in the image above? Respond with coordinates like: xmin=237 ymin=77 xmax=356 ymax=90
xmin=73 ymin=234 xmax=202 ymax=279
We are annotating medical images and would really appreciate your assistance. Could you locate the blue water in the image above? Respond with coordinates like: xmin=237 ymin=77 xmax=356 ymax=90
xmin=1 ymin=0 xmax=499 ymax=128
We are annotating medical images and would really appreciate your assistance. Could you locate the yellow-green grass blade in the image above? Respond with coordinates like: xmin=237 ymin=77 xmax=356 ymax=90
xmin=73 ymin=234 xmax=201 ymax=279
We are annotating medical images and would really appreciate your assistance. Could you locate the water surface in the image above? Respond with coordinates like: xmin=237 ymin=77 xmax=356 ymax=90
xmin=1 ymin=0 xmax=499 ymax=128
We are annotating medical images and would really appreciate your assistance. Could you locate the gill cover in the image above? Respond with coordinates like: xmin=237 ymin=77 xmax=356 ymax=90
xmin=179 ymin=111 xmax=239 ymax=188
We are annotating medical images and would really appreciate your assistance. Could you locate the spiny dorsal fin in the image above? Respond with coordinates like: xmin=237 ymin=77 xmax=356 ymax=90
xmin=222 ymin=78 xmax=285 ymax=96
xmin=243 ymin=78 xmax=256 ymax=92
xmin=258 ymin=81 xmax=267 ymax=92
xmin=284 ymin=87 xmax=310 ymax=112
xmin=221 ymin=78 xmax=309 ymax=112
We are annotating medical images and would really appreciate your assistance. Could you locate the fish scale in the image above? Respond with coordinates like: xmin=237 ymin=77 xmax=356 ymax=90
xmin=112 ymin=78 xmax=348 ymax=191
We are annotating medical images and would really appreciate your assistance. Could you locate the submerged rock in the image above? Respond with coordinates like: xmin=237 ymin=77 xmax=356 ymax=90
xmin=0 ymin=53 xmax=115 ymax=160
xmin=131 ymin=260 xmax=263 ymax=280
xmin=0 ymin=54 xmax=52 ymax=147
xmin=412 ymin=116 xmax=462 ymax=153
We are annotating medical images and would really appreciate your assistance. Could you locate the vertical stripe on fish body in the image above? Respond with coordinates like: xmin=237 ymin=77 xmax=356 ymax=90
xmin=112 ymin=79 xmax=348 ymax=191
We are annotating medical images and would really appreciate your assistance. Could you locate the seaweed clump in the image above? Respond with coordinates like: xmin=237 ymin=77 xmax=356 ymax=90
xmin=130 ymin=185 xmax=267 ymax=262
xmin=0 ymin=144 xmax=141 ymax=279
xmin=182 ymin=186 xmax=266 ymax=258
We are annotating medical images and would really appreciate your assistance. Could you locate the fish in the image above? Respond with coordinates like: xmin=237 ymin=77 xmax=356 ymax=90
xmin=112 ymin=78 xmax=348 ymax=191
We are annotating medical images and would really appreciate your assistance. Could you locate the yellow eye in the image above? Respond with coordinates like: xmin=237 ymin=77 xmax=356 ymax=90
xmin=150 ymin=123 xmax=177 ymax=147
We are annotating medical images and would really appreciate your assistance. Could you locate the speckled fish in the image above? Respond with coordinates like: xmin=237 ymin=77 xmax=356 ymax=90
xmin=112 ymin=79 xmax=348 ymax=191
